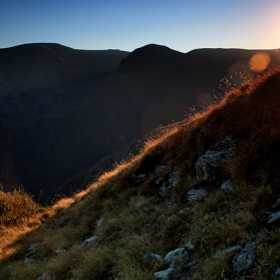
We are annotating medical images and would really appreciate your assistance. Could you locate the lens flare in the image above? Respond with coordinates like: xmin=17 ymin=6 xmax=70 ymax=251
xmin=249 ymin=52 xmax=270 ymax=72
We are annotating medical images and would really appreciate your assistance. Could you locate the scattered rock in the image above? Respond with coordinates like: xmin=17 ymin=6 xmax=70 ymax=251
xmin=154 ymin=267 xmax=176 ymax=280
xmin=275 ymin=268 xmax=280 ymax=276
xmin=84 ymin=236 xmax=98 ymax=246
xmin=39 ymin=223 xmax=47 ymax=230
xmin=213 ymin=245 xmax=242 ymax=259
xmin=186 ymin=189 xmax=208 ymax=202
xmin=155 ymin=176 xmax=164 ymax=185
xmin=55 ymin=247 xmax=67 ymax=254
xmin=179 ymin=207 xmax=189 ymax=215
xmin=24 ymin=241 xmax=53 ymax=261
xmin=185 ymin=242 xmax=195 ymax=251
xmin=272 ymin=198 xmax=280 ymax=209
xmin=129 ymin=207 xmax=141 ymax=213
xmin=188 ymin=261 xmax=196 ymax=266
xmin=25 ymin=243 xmax=40 ymax=254
xmin=165 ymin=247 xmax=189 ymax=266
xmin=153 ymin=247 xmax=190 ymax=279
xmin=155 ymin=171 xmax=180 ymax=197
xmin=267 ymin=211 xmax=280 ymax=224
xmin=221 ymin=179 xmax=233 ymax=193
xmin=195 ymin=136 xmax=236 ymax=181
xmin=24 ymin=257 xmax=36 ymax=264
xmin=232 ymin=242 xmax=257 ymax=272
xmin=96 ymin=218 xmax=104 ymax=227
xmin=155 ymin=165 xmax=167 ymax=173
xmin=29 ymin=253 xmax=41 ymax=260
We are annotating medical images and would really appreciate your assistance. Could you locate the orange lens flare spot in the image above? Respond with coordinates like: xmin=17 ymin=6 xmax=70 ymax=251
xmin=249 ymin=52 xmax=270 ymax=72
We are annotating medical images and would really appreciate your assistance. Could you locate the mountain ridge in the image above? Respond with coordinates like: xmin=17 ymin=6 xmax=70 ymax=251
xmin=1 ymin=43 xmax=280 ymax=201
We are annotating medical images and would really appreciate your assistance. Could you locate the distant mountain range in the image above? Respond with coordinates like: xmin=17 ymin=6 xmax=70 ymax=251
xmin=0 ymin=43 xmax=279 ymax=201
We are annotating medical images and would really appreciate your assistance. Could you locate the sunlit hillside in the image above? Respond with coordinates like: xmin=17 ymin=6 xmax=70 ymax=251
xmin=1 ymin=69 xmax=280 ymax=279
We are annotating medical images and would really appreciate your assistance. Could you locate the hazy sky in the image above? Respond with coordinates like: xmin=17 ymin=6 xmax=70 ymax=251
xmin=1 ymin=0 xmax=280 ymax=52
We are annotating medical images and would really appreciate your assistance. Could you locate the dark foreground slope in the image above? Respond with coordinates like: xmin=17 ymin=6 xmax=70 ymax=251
xmin=1 ymin=69 xmax=280 ymax=279
xmin=1 ymin=43 xmax=280 ymax=201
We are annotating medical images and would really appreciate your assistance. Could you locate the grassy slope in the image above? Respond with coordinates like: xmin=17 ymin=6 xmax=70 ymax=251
xmin=1 ymin=69 xmax=280 ymax=279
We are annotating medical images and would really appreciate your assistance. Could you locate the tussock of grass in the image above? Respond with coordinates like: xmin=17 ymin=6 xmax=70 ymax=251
xmin=193 ymin=251 xmax=235 ymax=280
xmin=2 ymin=69 xmax=280 ymax=279
xmin=257 ymin=228 xmax=280 ymax=279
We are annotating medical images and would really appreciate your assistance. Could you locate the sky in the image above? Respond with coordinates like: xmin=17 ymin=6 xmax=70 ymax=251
xmin=1 ymin=0 xmax=280 ymax=53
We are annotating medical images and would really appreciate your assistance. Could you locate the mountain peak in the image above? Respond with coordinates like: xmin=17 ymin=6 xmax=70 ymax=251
xmin=119 ymin=43 xmax=184 ymax=71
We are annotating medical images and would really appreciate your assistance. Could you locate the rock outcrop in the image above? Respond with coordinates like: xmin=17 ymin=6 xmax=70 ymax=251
xmin=232 ymin=242 xmax=257 ymax=272
xmin=155 ymin=171 xmax=180 ymax=197
xmin=195 ymin=136 xmax=236 ymax=182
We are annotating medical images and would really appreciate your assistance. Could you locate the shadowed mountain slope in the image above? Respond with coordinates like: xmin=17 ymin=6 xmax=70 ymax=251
xmin=0 ymin=43 xmax=129 ymax=123
xmin=0 ymin=43 xmax=280 ymax=200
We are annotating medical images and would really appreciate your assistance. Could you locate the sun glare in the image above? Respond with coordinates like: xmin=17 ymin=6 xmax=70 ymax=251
xmin=249 ymin=52 xmax=271 ymax=72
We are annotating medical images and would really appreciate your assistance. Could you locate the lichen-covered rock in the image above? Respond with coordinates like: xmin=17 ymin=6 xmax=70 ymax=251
xmin=154 ymin=267 xmax=176 ymax=280
xmin=195 ymin=136 xmax=236 ymax=181
xmin=186 ymin=189 xmax=208 ymax=202
xmin=155 ymin=171 xmax=180 ymax=197
xmin=165 ymin=247 xmax=189 ymax=266
xmin=232 ymin=242 xmax=257 ymax=272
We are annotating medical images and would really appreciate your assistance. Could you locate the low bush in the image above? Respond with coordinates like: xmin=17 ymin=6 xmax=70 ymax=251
xmin=0 ymin=186 xmax=41 ymax=226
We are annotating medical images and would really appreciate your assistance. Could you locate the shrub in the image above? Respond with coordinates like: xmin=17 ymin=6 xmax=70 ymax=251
xmin=0 ymin=186 xmax=40 ymax=226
